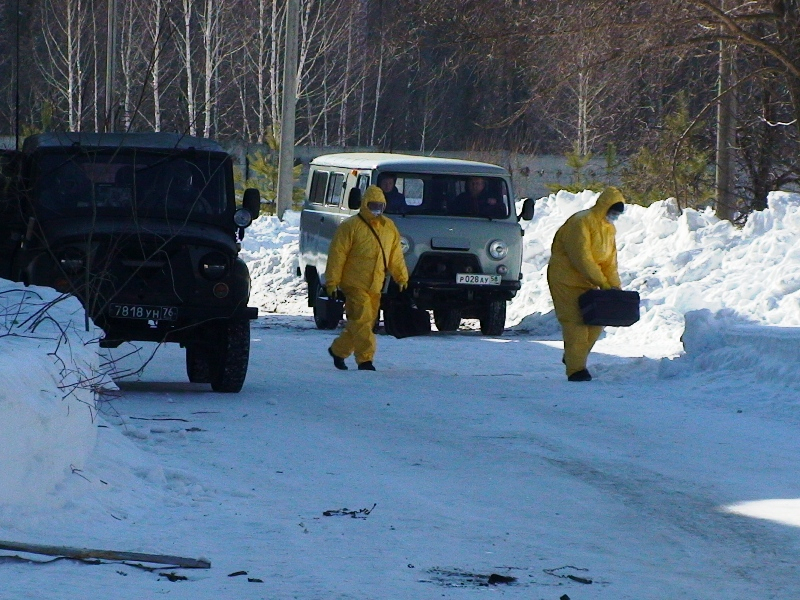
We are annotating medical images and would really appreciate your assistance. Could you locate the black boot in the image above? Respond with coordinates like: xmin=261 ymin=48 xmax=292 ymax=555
xmin=328 ymin=347 xmax=348 ymax=370
xmin=357 ymin=361 xmax=376 ymax=371
xmin=567 ymin=369 xmax=592 ymax=382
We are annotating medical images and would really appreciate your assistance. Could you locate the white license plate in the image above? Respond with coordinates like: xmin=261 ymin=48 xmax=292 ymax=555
xmin=456 ymin=273 xmax=501 ymax=285
xmin=110 ymin=304 xmax=178 ymax=321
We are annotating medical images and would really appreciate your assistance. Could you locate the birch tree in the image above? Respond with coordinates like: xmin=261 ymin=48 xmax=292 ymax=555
xmin=39 ymin=0 xmax=91 ymax=130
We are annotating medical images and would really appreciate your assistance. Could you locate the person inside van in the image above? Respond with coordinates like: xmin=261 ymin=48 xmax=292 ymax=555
xmin=450 ymin=176 xmax=506 ymax=218
xmin=378 ymin=172 xmax=406 ymax=212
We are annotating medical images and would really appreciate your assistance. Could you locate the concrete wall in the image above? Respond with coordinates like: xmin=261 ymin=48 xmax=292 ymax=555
xmin=0 ymin=134 xmax=611 ymax=199
xmin=224 ymin=142 xmax=616 ymax=200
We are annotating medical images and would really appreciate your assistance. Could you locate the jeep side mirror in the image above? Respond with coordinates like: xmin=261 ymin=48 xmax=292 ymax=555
xmin=347 ymin=188 xmax=361 ymax=210
xmin=243 ymin=188 xmax=261 ymax=219
xmin=519 ymin=197 xmax=534 ymax=221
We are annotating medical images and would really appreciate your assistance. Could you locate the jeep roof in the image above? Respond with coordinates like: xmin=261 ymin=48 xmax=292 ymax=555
xmin=22 ymin=132 xmax=225 ymax=153
xmin=309 ymin=153 xmax=510 ymax=177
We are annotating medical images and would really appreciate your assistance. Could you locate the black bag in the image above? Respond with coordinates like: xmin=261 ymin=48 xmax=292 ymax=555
xmin=578 ymin=288 xmax=640 ymax=327
xmin=383 ymin=294 xmax=431 ymax=339
xmin=314 ymin=290 xmax=345 ymax=326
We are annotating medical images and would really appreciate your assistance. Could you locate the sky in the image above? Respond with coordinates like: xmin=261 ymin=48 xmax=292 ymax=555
xmin=2 ymin=189 xmax=800 ymax=599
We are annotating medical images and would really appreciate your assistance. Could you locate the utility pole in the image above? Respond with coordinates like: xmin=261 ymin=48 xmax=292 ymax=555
xmin=104 ymin=0 xmax=118 ymax=132
xmin=715 ymin=1 xmax=736 ymax=221
xmin=276 ymin=0 xmax=299 ymax=220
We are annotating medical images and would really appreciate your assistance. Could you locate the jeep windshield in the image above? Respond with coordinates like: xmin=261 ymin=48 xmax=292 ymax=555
xmin=29 ymin=150 xmax=229 ymax=221
xmin=380 ymin=174 xmax=510 ymax=219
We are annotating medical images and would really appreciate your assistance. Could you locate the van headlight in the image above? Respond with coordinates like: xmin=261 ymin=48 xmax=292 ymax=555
xmin=399 ymin=236 xmax=411 ymax=255
xmin=487 ymin=239 xmax=508 ymax=260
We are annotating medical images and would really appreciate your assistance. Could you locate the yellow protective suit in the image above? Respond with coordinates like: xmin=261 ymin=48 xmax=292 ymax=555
xmin=547 ymin=187 xmax=624 ymax=377
xmin=326 ymin=186 xmax=409 ymax=365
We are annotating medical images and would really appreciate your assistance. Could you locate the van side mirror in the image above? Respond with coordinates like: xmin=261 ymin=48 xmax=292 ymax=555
xmin=347 ymin=188 xmax=361 ymax=210
xmin=243 ymin=188 xmax=261 ymax=219
xmin=519 ymin=197 xmax=534 ymax=221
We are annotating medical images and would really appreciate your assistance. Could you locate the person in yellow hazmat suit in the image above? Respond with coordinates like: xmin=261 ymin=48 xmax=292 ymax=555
xmin=325 ymin=185 xmax=409 ymax=371
xmin=547 ymin=187 xmax=625 ymax=382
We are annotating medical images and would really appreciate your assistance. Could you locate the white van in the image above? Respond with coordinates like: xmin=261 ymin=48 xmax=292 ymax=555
xmin=297 ymin=153 xmax=533 ymax=335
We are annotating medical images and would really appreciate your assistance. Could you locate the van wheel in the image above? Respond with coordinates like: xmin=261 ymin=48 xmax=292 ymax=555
xmin=185 ymin=344 xmax=211 ymax=383
xmin=480 ymin=300 xmax=506 ymax=336
xmin=433 ymin=308 xmax=461 ymax=332
xmin=210 ymin=319 xmax=250 ymax=393
xmin=313 ymin=280 xmax=342 ymax=330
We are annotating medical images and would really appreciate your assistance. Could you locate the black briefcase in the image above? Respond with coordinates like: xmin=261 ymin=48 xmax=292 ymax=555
xmin=314 ymin=290 xmax=345 ymax=326
xmin=382 ymin=295 xmax=431 ymax=339
xmin=579 ymin=289 xmax=640 ymax=327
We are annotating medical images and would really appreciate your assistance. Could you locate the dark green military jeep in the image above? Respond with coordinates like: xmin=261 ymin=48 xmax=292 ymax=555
xmin=0 ymin=132 xmax=261 ymax=393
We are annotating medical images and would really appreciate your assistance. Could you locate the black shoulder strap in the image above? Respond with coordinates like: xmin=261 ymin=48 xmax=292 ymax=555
xmin=358 ymin=213 xmax=388 ymax=271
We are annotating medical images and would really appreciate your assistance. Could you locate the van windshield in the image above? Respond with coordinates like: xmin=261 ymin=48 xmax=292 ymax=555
xmin=379 ymin=174 xmax=510 ymax=219
xmin=30 ymin=150 xmax=229 ymax=221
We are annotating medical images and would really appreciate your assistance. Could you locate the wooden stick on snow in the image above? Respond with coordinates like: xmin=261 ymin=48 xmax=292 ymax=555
xmin=0 ymin=539 xmax=210 ymax=569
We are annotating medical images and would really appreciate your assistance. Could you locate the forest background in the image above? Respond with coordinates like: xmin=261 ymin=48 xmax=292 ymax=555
xmin=0 ymin=0 xmax=798 ymax=219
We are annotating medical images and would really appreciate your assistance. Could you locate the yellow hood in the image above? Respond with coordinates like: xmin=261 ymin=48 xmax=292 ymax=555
xmin=360 ymin=185 xmax=387 ymax=221
xmin=590 ymin=186 xmax=626 ymax=217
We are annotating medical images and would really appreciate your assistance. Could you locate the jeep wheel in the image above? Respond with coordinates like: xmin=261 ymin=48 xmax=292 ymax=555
xmin=313 ymin=279 xmax=342 ymax=330
xmin=210 ymin=319 xmax=250 ymax=393
xmin=433 ymin=308 xmax=461 ymax=332
xmin=185 ymin=344 xmax=211 ymax=383
xmin=479 ymin=300 xmax=506 ymax=336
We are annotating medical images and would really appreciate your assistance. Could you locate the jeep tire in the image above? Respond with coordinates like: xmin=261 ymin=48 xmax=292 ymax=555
xmin=479 ymin=300 xmax=506 ymax=336
xmin=433 ymin=308 xmax=461 ymax=332
xmin=210 ymin=319 xmax=250 ymax=393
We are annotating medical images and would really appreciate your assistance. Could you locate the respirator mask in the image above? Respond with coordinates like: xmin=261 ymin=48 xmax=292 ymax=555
xmin=367 ymin=201 xmax=384 ymax=217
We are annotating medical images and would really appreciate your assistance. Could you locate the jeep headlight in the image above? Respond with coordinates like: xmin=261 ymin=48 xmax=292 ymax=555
xmin=487 ymin=239 xmax=508 ymax=260
xmin=234 ymin=208 xmax=253 ymax=228
xmin=399 ymin=235 xmax=411 ymax=255
xmin=58 ymin=247 xmax=86 ymax=273
xmin=200 ymin=251 xmax=229 ymax=280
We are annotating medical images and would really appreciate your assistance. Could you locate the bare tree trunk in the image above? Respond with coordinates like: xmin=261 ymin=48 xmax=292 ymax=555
xmin=91 ymin=1 xmax=99 ymax=132
xmin=255 ymin=0 xmax=267 ymax=142
xmin=715 ymin=22 xmax=737 ymax=221
xmin=180 ymin=0 xmax=196 ymax=135
xmin=149 ymin=0 xmax=164 ymax=132
xmin=269 ymin=0 xmax=281 ymax=136
xmin=119 ymin=0 xmax=135 ymax=130
xmin=370 ymin=44 xmax=383 ymax=146
xmin=201 ymin=0 xmax=216 ymax=137
xmin=338 ymin=11 xmax=352 ymax=146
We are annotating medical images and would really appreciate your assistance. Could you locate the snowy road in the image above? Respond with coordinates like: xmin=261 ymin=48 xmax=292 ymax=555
xmin=6 ymin=315 xmax=800 ymax=599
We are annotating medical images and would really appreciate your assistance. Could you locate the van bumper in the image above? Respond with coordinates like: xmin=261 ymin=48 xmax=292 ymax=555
xmin=408 ymin=278 xmax=520 ymax=307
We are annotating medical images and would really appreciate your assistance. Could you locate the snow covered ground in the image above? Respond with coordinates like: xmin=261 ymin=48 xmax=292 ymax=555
xmin=2 ymin=190 xmax=800 ymax=599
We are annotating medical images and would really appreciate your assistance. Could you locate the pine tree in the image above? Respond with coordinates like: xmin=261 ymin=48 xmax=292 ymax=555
xmin=621 ymin=93 xmax=714 ymax=210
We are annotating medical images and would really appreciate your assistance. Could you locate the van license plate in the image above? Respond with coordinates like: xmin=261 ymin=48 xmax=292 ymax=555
xmin=110 ymin=304 xmax=178 ymax=321
xmin=456 ymin=273 xmax=501 ymax=285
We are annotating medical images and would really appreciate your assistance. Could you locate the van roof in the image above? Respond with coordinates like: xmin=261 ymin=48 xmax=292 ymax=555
xmin=310 ymin=152 xmax=510 ymax=177
xmin=22 ymin=132 xmax=226 ymax=154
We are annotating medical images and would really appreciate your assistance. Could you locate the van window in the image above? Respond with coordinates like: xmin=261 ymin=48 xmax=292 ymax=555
xmin=356 ymin=174 xmax=370 ymax=193
xmin=325 ymin=172 xmax=344 ymax=206
xmin=309 ymin=170 xmax=328 ymax=205
xmin=383 ymin=174 xmax=509 ymax=219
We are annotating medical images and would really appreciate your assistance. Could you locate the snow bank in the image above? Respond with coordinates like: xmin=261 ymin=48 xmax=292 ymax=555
xmin=238 ymin=190 xmax=800 ymax=380
xmin=510 ymin=189 xmax=800 ymax=361
xmin=0 ymin=282 xmax=101 ymax=505
xmin=240 ymin=210 xmax=309 ymax=316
